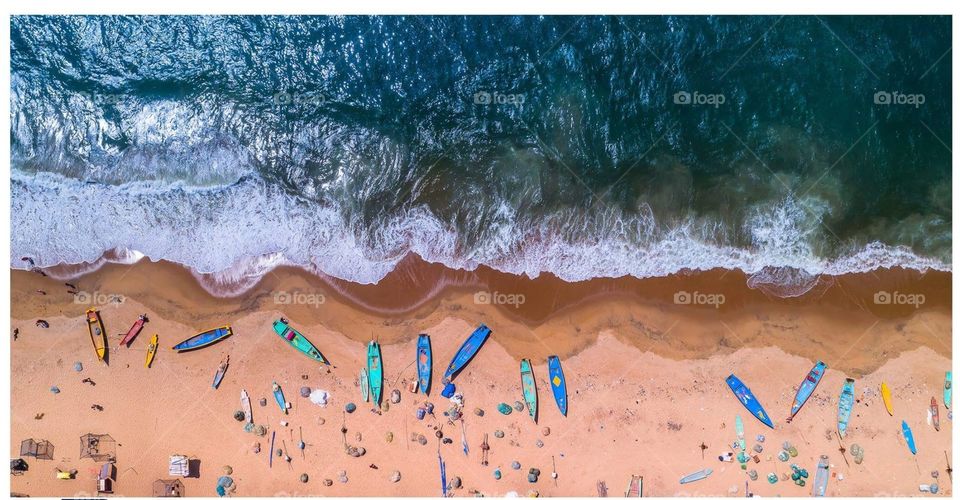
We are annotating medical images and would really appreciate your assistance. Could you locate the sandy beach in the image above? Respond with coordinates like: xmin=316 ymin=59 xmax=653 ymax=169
xmin=10 ymin=261 xmax=952 ymax=497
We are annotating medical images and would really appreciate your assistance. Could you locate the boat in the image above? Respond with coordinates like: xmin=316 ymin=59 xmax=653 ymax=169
xmin=788 ymin=360 xmax=827 ymax=422
xmin=273 ymin=382 xmax=287 ymax=414
xmin=547 ymin=355 xmax=568 ymax=416
xmin=735 ymin=415 xmax=745 ymax=450
xmin=86 ymin=308 xmax=107 ymax=363
xmin=520 ymin=358 xmax=538 ymax=423
xmin=679 ymin=468 xmax=712 ymax=484
xmin=931 ymin=397 xmax=940 ymax=431
xmin=442 ymin=324 xmax=492 ymax=386
xmin=120 ymin=314 xmax=148 ymax=347
xmin=241 ymin=389 xmax=253 ymax=424
xmin=417 ymin=334 xmax=432 ymax=395
xmin=902 ymin=420 xmax=917 ymax=454
xmin=881 ymin=382 xmax=893 ymax=415
xmin=837 ymin=378 xmax=855 ymax=438
xmin=367 ymin=341 xmax=383 ymax=407
xmin=945 ymin=372 xmax=952 ymax=409
xmin=360 ymin=368 xmax=369 ymax=402
xmin=212 ymin=355 xmax=229 ymax=389
xmin=272 ymin=318 xmax=329 ymax=363
xmin=171 ymin=326 xmax=233 ymax=352
xmin=625 ymin=475 xmax=642 ymax=497
xmin=812 ymin=455 xmax=829 ymax=496
xmin=725 ymin=374 xmax=774 ymax=429
xmin=144 ymin=334 xmax=158 ymax=368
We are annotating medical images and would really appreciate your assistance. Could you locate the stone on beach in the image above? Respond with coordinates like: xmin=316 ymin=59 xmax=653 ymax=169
xmin=390 ymin=389 xmax=401 ymax=404
xmin=345 ymin=403 xmax=357 ymax=413
xmin=474 ymin=408 xmax=484 ymax=417
xmin=300 ymin=473 xmax=309 ymax=483
xmin=513 ymin=401 xmax=524 ymax=411
xmin=541 ymin=427 xmax=550 ymax=436
xmin=495 ymin=430 xmax=505 ymax=438
xmin=390 ymin=470 xmax=401 ymax=482
xmin=324 ymin=479 xmax=333 ymax=486
xmin=300 ymin=386 xmax=311 ymax=398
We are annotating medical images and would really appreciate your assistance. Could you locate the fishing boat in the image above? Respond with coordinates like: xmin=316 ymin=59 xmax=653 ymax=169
xmin=367 ymin=341 xmax=383 ymax=407
xmin=520 ymin=358 xmax=538 ymax=423
xmin=812 ymin=455 xmax=829 ymax=496
xmin=902 ymin=420 xmax=917 ymax=454
xmin=171 ymin=326 xmax=232 ymax=352
xmin=272 ymin=318 xmax=329 ymax=363
xmin=120 ymin=314 xmax=148 ymax=347
xmin=679 ymin=468 xmax=712 ymax=484
xmin=735 ymin=415 xmax=745 ymax=450
xmin=880 ymin=382 xmax=893 ymax=415
xmin=788 ymin=360 xmax=826 ymax=422
xmin=548 ymin=355 xmax=568 ymax=416
xmin=144 ymin=334 xmax=158 ymax=368
xmin=360 ymin=368 xmax=370 ymax=402
xmin=241 ymin=389 xmax=253 ymax=424
xmin=212 ymin=355 xmax=229 ymax=389
xmin=725 ymin=374 xmax=774 ymax=429
xmin=273 ymin=382 xmax=287 ymax=414
xmin=625 ymin=475 xmax=642 ymax=497
xmin=945 ymin=372 xmax=952 ymax=409
xmin=837 ymin=378 xmax=855 ymax=438
xmin=86 ymin=308 xmax=107 ymax=363
xmin=931 ymin=397 xmax=940 ymax=431
xmin=442 ymin=324 xmax=492 ymax=387
xmin=417 ymin=334 xmax=432 ymax=395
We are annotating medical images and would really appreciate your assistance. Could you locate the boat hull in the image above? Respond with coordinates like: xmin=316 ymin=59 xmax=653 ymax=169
xmin=172 ymin=326 xmax=232 ymax=351
xmin=120 ymin=315 xmax=147 ymax=347
xmin=86 ymin=308 xmax=107 ymax=363
xmin=931 ymin=397 xmax=940 ymax=431
xmin=881 ymin=382 xmax=894 ymax=415
xmin=520 ymin=359 xmax=538 ymax=423
xmin=145 ymin=334 xmax=158 ymax=368
xmin=272 ymin=319 xmax=328 ymax=363
xmin=241 ymin=389 xmax=253 ymax=424
xmin=417 ymin=334 xmax=432 ymax=395
xmin=212 ymin=356 xmax=229 ymax=389
xmin=945 ymin=372 xmax=952 ymax=409
xmin=837 ymin=378 xmax=855 ymax=438
xmin=368 ymin=341 xmax=383 ymax=407
xmin=790 ymin=361 xmax=826 ymax=420
xmin=902 ymin=420 xmax=916 ymax=454
xmin=360 ymin=368 xmax=369 ymax=402
xmin=442 ymin=324 xmax=491 ymax=383
xmin=273 ymin=382 xmax=287 ymax=414
xmin=725 ymin=374 xmax=774 ymax=429
xmin=547 ymin=355 xmax=567 ymax=416
xmin=812 ymin=455 xmax=829 ymax=496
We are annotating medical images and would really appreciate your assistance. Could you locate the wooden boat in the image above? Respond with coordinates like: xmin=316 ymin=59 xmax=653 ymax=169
xmin=880 ymin=382 xmax=893 ymax=415
xmin=241 ymin=389 xmax=253 ymax=424
xmin=144 ymin=334 xmax=158 ymax=368
xmin=520 ymin=358 xmax=538 ymax=423
xmin=679 ymin=468 xmax=712 ymax=484
xmin=725 ymin=374 xmax=774 ymax=429
xmin=547 ymin=355 xmax=568 ymax=416
xmin=735 ymin=415 xmax=745 ymax=450
xmin=442 ymin=324 xmax=492 ymax=384
xmin=945 ymin=372 xmax=952 ymax=409
xmin=931 ymin=397 xmax=940 ymax=431
xmin=417 ymin=334 xmax=432 ymax=395
xmin=625 ymin=474 xmax=642 ymax=497
xmin=86 ymin=308 xmax=107 ymax=363
xmin=812 ymin=455 xmax=829 ymax=496
xmin=120 ymin=314 xmax=148 ymax=347
xmin=837 ymin=378 xmax=855 ymax=438
xmin=788 ymin=360 xmax=826 ymax=422
xmin=360 ymin=368 xmax=370 ymax=402
xmin=212 ymin=355 xmax=229 ymax=389
xmin=171 ymin=326 xmax=232 ymax=352
xmin=272 ymin=318 xmax=328 ymax=363
xmin=367 ymin=341 xmax=383 ymax=407
xmin=273 ymin=382 xmax=287 ymax=414
xmin=902 ymin=420 xmax=917 ymax=454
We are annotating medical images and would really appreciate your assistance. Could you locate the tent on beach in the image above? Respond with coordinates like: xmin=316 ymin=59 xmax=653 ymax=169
xmin=153 ymin=479 xmax=186 ymax=497
xmin=19 ymin=438 xmax=54 ymax=460
xmin=79 ymin=433 xmax=116 ymax=462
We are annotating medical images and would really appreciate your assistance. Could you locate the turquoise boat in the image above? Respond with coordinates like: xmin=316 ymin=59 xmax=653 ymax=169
xmin=837 ymin=378 xmax=855 ymax=438
xmin=725 ymin=374 xmax=774 ymax=429
xmin=273 ymin=382 xmax=287 ymax=414
xmin=442 ymin=324 xmax=491 ymax=385
xmin=547 ymin=355 xmax=567 ymax=416
xmin=272 ymin=319 xmax=328 ymax=364
xmin=812 ymin=455 xmax=829 ymax=496
xmin=417 ymin=334 xmax=432 ymax=395
xmin=788 ymin=361 xmax=827 ymax=422
xmin=360 ymin=368 xmax=369 ymax=402
xmin=171 ymin=326 xmax=232 ymax=351
xmin=679 ymin=468 xmax=712 ymax=484
xmin=945 ymin=372 xmax=952 ymax=409
xmin=520 ymin=358 xmax=538 ymax=423
xmin=212 ymin=355 xmax=229 ymax=389
xmin=902 ymin=420 xmax=916 ymax=454
xmin=367 ymin=341 xmax=383 ymax=407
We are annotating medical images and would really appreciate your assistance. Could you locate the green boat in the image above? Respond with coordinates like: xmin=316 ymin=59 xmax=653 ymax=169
xmin=520 ymin=358 xmax=538 ymax=423
xmin=367 ymin=341 xmax=383 ymax=407
xmin=272 ymin=318 xmax=329 ymax=364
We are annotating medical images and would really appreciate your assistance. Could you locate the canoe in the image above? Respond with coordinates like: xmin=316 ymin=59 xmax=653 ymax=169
xmin=931 ymin=397 xmax=940 ymax=431
xmin=902 ymin=420 xmax=916 ymax=454
xmin=241 ymin=389 xmax=253 ymax=424
xmin=547 ymin=355 xmax=568 ymax=416
xmin=725 ymin=374 xmax=774 ymax=429
xmin=735 ymin=415 xmax=745 ymax=451
xmin=417 ymin=334 xmax=432 ymax=395
xmin=788 ymin=360 xmax=827 ymax=422
xmin=679 ymin=468 xmax=712 ymax=484
xmin=360 ymin=368 xmax=369 ymax=402
xmin=367 ymin=341 xmax=383 ymax=407
xmin=812 ymin=455 xmax=829 ymax=496
xmin=273 ymin=382 xmax=287 ymax=414
xmin=120 ymin=314 xmax=148 ymax=347
xmin=837 ymin=378 xmax=855 ymax=438
xmin=145 ymin=334 xmax=158 ymax=368
xmin=442 ymin=324 xmax=492 ymax=384
xmin=880 ymin=382 xmax=893 ymax=415
xmin=520 ymin=358 xmax=538 ymax=423
xmin=945 ymin=372 xmax=952 ymax=409
xmin=212 ymin=355 xmax=229 ymax=389
xmin=272 ymin=318 xmax=328 ymax=363
xmin=625 ymin=475 xmax=642 ymax=497
xmin=86 ymin=308 xmax=107 ymax=363
xmin=172 ymin=326 xmax=232 ymax=352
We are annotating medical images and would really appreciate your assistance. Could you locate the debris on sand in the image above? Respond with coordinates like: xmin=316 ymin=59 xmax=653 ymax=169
xmin=324 ymin=479 xmax=334 ymax=486
xmin=390 ymin=470 xmax=401 ymax=482
xmin=300 ymin=473 xmax=309 ymax=483
xmin=495 ymin=430 xmax=505 ymax=438
xmin=390 ymin=389 xmax=401 ymax=404
xmin=541 ymin=427 xmax=550 ymax=436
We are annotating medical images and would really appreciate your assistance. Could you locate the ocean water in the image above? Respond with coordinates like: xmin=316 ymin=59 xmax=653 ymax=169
xmin=10 ymin=16 xmax=952 ymax=296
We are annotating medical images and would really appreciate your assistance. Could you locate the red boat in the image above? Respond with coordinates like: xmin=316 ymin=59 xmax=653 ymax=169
xmin=120 ymin=315 xmax=148 ymax=347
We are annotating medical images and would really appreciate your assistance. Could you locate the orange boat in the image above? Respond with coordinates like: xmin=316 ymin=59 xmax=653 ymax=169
xmin=86 ymin=308 xmax=107 ymax=363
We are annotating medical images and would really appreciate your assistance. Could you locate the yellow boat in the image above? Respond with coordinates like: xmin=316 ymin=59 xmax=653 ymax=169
xmin=86 ymin=308 xmax=107 ymax=363
xmin=880 ymin=382 xmax=893 ymax=415
xmin=145 ymin=334 xmax=158 ymax=368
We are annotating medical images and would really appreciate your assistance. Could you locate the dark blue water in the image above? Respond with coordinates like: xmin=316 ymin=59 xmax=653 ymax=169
xmin=10 ymin=16 xmax=952 ymax=295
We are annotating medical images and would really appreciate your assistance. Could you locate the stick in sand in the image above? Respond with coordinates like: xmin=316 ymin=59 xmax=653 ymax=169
xmin=834 ymin=431 xmax=850 ymax=467
xmin=269 ymin=431 xmax=276 ymax=468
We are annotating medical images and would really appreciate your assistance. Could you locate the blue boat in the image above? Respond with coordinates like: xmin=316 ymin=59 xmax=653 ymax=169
xmin=788 ymin=361 xmax=827 ymax=422
xmin=172 ymin=326 xmax=233 ymax=352
xmin=212 ymin=355 xmax=229 ymax=389
xmin=442 ymin=324 xmax=491 ymax=385
xmin=725 ymin=374 xmax=775 ymax=429
xmin=417 ymin=334 xmax=432 ymax=395
xmin=273 ymin=382 xmax=287 ymax=414
xmin=902 ymin=420 xmax=916 ymax=454
xmin=837 ymin=378 xmax=856 ymax=438
xmin=547 ymin=355 xmax=568 ymax=416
